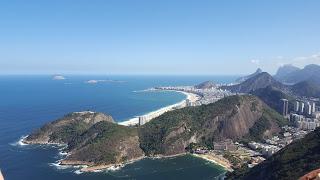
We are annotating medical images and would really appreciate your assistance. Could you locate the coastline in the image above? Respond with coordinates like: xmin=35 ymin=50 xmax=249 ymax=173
xmin=19 ymin=134 xmax=231 ymax=174
xmin=191 ymin=153 xmax=233 ymax=172
xmin=119 ymin=90 xmax=200 ymax=126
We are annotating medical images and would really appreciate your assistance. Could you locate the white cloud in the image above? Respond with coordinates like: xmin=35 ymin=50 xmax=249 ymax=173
xmin=292 ymin=52 xmax=320 ymax=67
xmin=250 ymin=59 xmax=260 ymax=65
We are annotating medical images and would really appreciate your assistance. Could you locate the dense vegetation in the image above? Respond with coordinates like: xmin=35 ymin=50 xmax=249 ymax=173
xmin=139 ymin=95 xmax=286 ymax=156
xmin=251 ymin=86 xmax=294 ymax=114
xmin=291 ymin=80 xmax=320 ymax=98
xmin=138 ymin=95 xmax=242 ymax=155
xmin=66 ymin=121 xmax=142 ymax=164
xmin=242 ymin=107 xmax=287 ymax=142
xmin=227 ymin=128 xmax=320 ymax=180
xmin=26 ymin=95 xmax=288 ymax=167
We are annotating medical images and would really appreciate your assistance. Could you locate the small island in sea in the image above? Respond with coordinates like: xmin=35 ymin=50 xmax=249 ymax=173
xmin=52 ymin=75 xmax=66 ymax=80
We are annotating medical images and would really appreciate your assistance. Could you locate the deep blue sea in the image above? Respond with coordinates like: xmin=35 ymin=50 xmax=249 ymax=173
xmin=0 ymin=75 xmax=237 ymax=180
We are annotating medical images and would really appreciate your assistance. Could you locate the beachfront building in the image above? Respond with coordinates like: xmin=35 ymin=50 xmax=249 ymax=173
xmin=214 ymin=139 xmax=238 ymax=151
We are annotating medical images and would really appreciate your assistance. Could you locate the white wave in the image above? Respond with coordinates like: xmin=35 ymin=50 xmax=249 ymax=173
xmin=107 ymin=164 xmax=124 ymax=171
xmin=10 ymin=135 xmax=28 ymax=146
xmin=74 ymin=170 xmax=83 ymax=174
xmin=59 ymin=151 xmax=68 ymax=156
xmin=49 ymin=162 xmax=71 ymax=170
xmin=133 ymin=88 xmax=156 ymax=93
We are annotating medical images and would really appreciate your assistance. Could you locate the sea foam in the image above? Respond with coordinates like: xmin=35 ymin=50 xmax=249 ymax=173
xmin=10 ymin=135 xmax=28 ymax=146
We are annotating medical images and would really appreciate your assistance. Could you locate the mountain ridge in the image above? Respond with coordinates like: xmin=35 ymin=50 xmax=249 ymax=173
xmin=275 ymin=64 xmax=320 ymax=85
xmin=236 ymin=68 xmax=263 ymax=83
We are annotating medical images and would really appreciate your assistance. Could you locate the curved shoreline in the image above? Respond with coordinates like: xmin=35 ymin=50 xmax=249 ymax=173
xmin=18 ymin=134 xmax=228 ymax=174
xmin=119 ymin=90 xmax=200 ymax=126
xmin=191 ymin=153 xmax=233 ymax=172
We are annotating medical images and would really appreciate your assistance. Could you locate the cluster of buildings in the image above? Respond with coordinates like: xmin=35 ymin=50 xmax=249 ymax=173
xmin=248 ymin=141 xmax=280 ymax=157
xmin=280 ymin=98 xmax=320 ymax=131
xmin=281 ymin=98 xmax=320 ymax=131
xmin=293 ymin=100 xmax=316 ymax=116
xmin=155 ymin=85 xmax=233 ymax=107
xmin=247 ymin=126 xmax=308 ymax=158
xmin=213 ymin=139 xmax=238 ymax=151
xmin=137 ymin=84 xmax=234 ymax=126
xmin=290 ymin=114 xmax=320 ymax=130
xmin=280 ymin=99 xmax=318 ymax=117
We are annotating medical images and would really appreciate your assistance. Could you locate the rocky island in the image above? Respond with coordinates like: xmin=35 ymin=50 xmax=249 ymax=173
xmin=24 ymin=94 xmax=287 ymax=172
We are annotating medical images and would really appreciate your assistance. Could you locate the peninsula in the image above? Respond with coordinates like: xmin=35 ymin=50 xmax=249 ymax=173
xmin=24 ymin=94 xmax=287 ymax=172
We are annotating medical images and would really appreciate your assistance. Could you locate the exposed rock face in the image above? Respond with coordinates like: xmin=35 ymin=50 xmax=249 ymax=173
xmin=236 ymin=68 xmax=262 ymax=83
xmin=24 ymin=111 xmax=114 ymax=144
xmin=139 ymin=95 xmax=287 ymax=156
xmin=223 ymin=72 xmax=286 ymax=93
xmin=274 ymin=64 xmax=300 ymax=82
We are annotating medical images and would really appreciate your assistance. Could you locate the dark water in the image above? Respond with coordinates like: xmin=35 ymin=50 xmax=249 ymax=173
xmin=0 ymin=75 xmax=237 ymax=180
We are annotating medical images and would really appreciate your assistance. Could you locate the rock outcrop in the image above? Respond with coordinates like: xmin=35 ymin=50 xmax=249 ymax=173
xmin=24 ymin=111 xmax=114 ymax=144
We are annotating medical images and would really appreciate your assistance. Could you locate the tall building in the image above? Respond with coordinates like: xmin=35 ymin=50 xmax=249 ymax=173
xmin=280 ymin=99 xmax=289 ymax=116
xmin=300 ymin=101 xmax=305 ymax=114
xmin=306 ymin=102 xmax=312 ymax=115
xmin=294 ymin=101 xmax=300 ymax=112
xmin=311 ymin=102 xmax=316 ymax=113
xmin=139 ymin=116 xmax=147 ymax=126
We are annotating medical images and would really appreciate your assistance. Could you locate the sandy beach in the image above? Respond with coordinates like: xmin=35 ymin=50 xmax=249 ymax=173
xmin=191 ymin=153 xmax=233 ymax=172
xmin=119 ymin=90 xmax=200 ymax=126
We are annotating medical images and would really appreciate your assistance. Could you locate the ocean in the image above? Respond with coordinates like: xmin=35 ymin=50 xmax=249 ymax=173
xmin=0 ymin=75 xmax=237 ymax=180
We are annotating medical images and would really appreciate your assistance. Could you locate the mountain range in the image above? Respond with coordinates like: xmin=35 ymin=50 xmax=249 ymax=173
xmin=223 ymin=72 xmax=286 ymax=93
xmin=274 ymin=64 xmax=320 ymax=85
xmin=222 ymin=68 xmax=320 ymax=98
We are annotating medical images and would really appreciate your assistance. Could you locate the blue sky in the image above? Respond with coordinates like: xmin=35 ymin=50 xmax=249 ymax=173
xmin=0 ymin=0 xmax=320 ymax=75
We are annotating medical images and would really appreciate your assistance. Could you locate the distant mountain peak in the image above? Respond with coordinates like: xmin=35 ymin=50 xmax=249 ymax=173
xmin=224 ymin=72 xmax=285 ymax=93
xmin=274 ymin=64 xmax=300 ymax=82
xmin=275 ymin=64 xmax=320 ymax=84
xmin=236 ymin=68 xmax=263 ymax=83
xmin=256 ymin=68 xmax=263 ymax=73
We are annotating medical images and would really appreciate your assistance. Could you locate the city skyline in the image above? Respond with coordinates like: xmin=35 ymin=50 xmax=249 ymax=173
xmin=1 ymin=0 xmax=320 ymax=75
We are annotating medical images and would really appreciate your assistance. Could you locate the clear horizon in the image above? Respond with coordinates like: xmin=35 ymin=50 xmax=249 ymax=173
xmin=1 ymin=0 xmax=320 ymax=75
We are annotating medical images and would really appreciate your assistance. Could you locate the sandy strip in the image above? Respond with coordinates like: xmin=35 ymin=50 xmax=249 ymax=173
xmin=191 ymin=153 xmax=233 ymax=172
xmin=119 ymin=90 xmax=199 ymax=126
